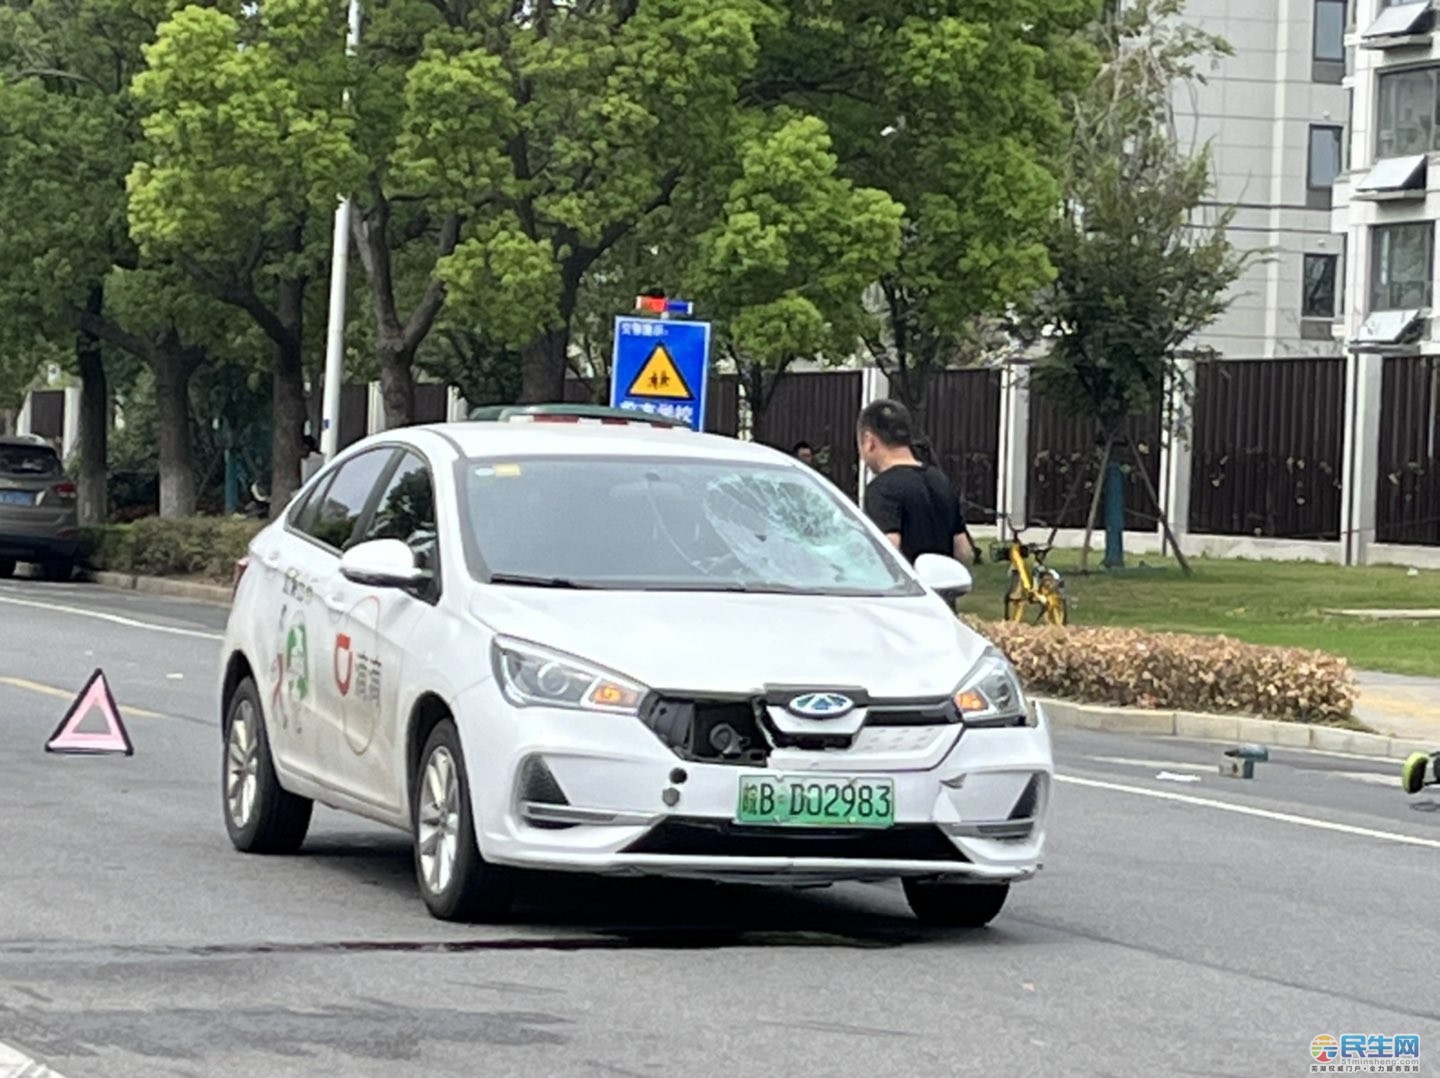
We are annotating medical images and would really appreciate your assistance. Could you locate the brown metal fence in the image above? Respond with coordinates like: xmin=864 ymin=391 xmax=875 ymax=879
xmin=414 ymin=383 xmax=450 ymax=424
xmin=1377 ymin=356 xmax=1440 ymax=545
xmin=1187 ymin=358 xmax=1344 ymax=540
xmin=1027 ymin=392 xmax=1163 ymax=531
xmin=757 ymin=371 xmax=864 ymax=497
xmin=921 ymin=369 xmax=1001 ymax=525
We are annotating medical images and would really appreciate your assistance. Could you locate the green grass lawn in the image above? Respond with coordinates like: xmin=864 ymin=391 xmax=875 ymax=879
xmin=956 ymin=550 xmax=1440 ymax=678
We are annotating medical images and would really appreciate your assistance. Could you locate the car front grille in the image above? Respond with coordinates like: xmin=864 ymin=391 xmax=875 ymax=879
xmin=638 ymin=693 xmax=960 ymax=766
xmin=622 ymin=818 xmax=967 ymax=862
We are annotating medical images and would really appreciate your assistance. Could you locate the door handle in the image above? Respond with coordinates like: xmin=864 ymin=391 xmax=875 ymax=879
xmin=323 ymin=592 xmax=348 ymax=613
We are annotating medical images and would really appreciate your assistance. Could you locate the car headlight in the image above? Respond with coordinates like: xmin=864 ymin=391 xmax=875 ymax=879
xmin=491 ymin=637 xmax=646 ymax=715
xmin=953 ymin=649 xmax=1034 ymax=727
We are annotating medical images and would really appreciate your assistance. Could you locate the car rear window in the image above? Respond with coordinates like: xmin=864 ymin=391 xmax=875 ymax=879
xmin=0 ymin=445 xmax=62 ymax=477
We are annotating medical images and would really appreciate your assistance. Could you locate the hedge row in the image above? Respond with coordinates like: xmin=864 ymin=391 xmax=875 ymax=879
xmin=80 ymin=517 xmax=264 ymax=583
xmin=968 ymin=618 xmax=1357 ymax=725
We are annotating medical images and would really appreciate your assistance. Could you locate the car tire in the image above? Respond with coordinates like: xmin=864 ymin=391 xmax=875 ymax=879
xmin=903 ymin=879 xmax=1010 ymax=928
xmin=223 ymin=676 xmax=313 ymax=854
xmin=413 ymin=719 xmax=515 ymax=923
xmin=0 ymin=559 xmax=14 ymax=579
xmin=40 ymin=558 xmax=72 ymax=582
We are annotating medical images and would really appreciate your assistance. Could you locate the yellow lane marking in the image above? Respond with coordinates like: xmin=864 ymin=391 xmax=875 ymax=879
xmin=0 ymin=676 xmax=165 ymax=720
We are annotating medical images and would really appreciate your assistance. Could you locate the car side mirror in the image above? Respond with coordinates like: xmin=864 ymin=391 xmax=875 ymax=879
xmin=913 ymin=553 xmax=972 ymax=598
xmin=339 ymin=538 xmax=427 ymax=590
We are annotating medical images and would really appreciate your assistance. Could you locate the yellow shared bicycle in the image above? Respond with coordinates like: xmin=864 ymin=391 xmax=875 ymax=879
xmin=993 ymin=517 xmax=1069 ymax=626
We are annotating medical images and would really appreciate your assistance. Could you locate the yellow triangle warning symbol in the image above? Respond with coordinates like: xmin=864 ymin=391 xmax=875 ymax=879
xmin=626 ymin=343 xmax=694 ymax=400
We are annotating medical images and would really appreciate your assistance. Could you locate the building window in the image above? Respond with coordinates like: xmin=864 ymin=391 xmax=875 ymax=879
xmin=1314 ymin=0 xmax=1346 ymax=82
xmin=1369 ymin=222 xmax=1434 ymax=311
xmin=1307 ymin=125 xmax=1343 ymax=208
xmin=1302 ymin=253 xmax=1339 ymax=340
xmin=1304 ymin=254 xmax=1339 ymax=318
xmin=1377 ymin=66 xmax=1440 ymax=158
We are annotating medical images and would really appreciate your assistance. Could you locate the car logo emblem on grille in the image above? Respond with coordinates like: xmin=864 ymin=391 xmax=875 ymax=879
xmin=787 ymin=692 xmax=855 ymax=719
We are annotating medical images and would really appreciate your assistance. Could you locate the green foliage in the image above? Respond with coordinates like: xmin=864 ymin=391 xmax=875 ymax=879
xmin=758 ymin=0 xmax=1105 ymax=413
xmin=683 ymin=114 xmax=903 ymax=407
xmin=1026 ymin=0 xmax=1256 ymax=429
xmin=80 ymin=516 xmax=264 ymax=581
xmin=127 ymin=0 xmax=361 ymax=260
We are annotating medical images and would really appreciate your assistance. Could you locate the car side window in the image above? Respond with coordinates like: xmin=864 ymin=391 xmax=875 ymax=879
xmin=362 ymin=452 xmax=438 ymax=580
xmin=296 ymin=449 xmax=395 ymax=552
xmin=288 ymin=473 xmax=332 ymax=535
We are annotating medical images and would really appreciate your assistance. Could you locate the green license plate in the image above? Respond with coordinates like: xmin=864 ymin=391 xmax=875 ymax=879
xmin=735 ymin=775 xmax=895 ymax=829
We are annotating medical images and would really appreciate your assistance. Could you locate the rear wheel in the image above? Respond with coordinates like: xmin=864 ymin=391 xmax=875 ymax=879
xmin=40 ymin=557 xmax=72 ymax=582
xmin=223 ymin=677 xmax=313 ymax=853
xmin=0 ymin=559 xmax=14 ymax=579
xmin=903 ymin=879 xmax=1010 ymax=928
xmin=413 ymin=719 xmax=515 ymax=922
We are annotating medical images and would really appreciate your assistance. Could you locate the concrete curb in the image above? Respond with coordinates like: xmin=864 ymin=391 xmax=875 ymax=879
xmin=88 ymin=571 xmax=231 ymax=606
xmin=1038 ymin=697 xmax=1435 ymax=762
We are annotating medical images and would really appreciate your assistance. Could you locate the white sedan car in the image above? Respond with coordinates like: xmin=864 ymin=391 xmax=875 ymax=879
xmin=219 ymin=406 xmax=1053 ymax=926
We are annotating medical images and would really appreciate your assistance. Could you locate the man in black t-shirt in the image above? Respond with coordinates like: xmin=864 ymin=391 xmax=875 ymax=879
xmin=857 ymin=399 xmax=973 ymax=566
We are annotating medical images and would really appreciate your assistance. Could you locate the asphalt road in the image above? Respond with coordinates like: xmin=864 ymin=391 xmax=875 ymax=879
xmin=1 ymin=579 xmax=1438 ymax=1078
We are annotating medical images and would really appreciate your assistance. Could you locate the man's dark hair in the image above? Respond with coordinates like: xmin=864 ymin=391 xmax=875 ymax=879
xmin=857 ymin=399 xmax=914 ymax=448
xmin=792 ymin=440 xmax=813 ymax=454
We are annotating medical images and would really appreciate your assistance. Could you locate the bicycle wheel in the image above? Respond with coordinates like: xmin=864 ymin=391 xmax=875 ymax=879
xmin=1037 ymin=572 xmax=1068 ymax=626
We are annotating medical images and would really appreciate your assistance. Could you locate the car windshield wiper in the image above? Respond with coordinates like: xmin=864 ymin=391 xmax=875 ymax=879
xmin=486 ymin=573 xmax=598 ymax=589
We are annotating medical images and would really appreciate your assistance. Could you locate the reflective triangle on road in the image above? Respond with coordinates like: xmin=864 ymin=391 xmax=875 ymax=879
xmin=45 ymin=668 xmax=134 ymax=756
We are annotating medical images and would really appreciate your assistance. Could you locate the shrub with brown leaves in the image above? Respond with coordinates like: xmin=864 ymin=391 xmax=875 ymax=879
xmin=965 ymin=618 xmax=1357 ymax=725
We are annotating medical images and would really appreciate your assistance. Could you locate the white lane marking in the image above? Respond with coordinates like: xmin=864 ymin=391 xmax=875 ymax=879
xmin=0 ymin=595 xmax=222 ymax=641
xmin=1056 ymin=774 xmax=1440 ymax=850
xmin=1090 ymin=755 xmax=1212 ymax=772
xmin=0 ymin=1042 xmax=67 ymax=1077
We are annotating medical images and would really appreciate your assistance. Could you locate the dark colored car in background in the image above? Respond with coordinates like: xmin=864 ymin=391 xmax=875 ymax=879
xmin=0 ymin=436 xmax=79 ymax=580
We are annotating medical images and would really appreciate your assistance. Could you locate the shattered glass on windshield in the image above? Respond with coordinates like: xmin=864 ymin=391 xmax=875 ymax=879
xmin=462 ymin=456 xmax=914 ymax=595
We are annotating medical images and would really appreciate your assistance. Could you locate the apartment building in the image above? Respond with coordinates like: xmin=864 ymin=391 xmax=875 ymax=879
xmin=1168 ymin=0 xmax=1351 ymax=359
xmin=1333 ymin=0 xmax=1439 ymax=352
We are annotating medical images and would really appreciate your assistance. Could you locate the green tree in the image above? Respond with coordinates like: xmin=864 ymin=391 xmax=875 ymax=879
xmin=0 ymin=0 xmax=243 ymax=519
xmin=127 ymin=0 xmax=360 ymax=507
xmin=395 ymin=0 xmax=788 ymax=403
xmin=682 ymin=115 xmax=903 ymax=439
xmin=1022 ymin=0 xmax=1255 ymax=570
xmin=744 ymin=0 xmax=1102 ymax=424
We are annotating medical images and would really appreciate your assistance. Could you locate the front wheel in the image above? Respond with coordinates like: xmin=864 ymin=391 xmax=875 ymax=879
xmin=223 ymin=677 xmax=313 ymax=853
xmin=413 ymin=719 xmax=515 ymax=923
xmin=903 ymin=879 xmax=1010 ymax=928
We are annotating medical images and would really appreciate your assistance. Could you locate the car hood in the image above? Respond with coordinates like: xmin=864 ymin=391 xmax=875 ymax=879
xmin=468 ymin=588 xmax=988 ymax=698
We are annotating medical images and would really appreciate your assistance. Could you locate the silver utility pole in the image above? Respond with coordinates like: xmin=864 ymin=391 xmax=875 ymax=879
xmin=319 ymin=0 xmax=363 ymax=462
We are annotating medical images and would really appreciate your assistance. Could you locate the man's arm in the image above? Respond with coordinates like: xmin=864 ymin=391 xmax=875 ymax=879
xmin=953 ymin=531 xmax=975 ymax=565
xmin=863 ymin=478 xmax=904 ymax=551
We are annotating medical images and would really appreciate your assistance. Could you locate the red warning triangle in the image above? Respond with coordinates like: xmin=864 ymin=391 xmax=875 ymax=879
xmin=45 ymin=668 xmax=133 ymax=756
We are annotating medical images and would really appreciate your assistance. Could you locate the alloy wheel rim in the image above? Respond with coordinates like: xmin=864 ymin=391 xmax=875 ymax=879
xmin=226 ymin=700 xmax=260 ymax=828
xmin=418 ymin=746 xmax=461 ymax=895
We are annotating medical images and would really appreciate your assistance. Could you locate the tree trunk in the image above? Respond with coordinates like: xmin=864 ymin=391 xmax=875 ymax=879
xmin=75 ymin=285 xmax=109 ymax=526
xmin=378 ymin=338 xmax=416 ymax=428
xmin=518 ymin=277 xmax=579 ymax=403
xmin=269 ymin=276 xmax=307 ymax=511
xmin=152 ymin=338 xmax=197 ymax=518
xmin=1078 ymin=438 xmax=1112 ymax=574
xmin=518 ymin=324 xmax=571 ymax=404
